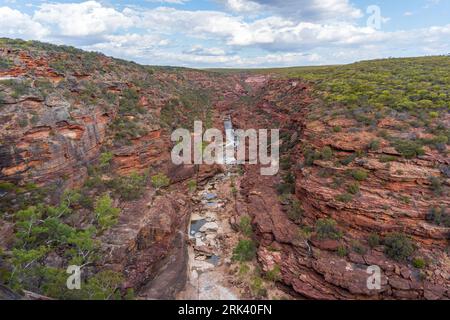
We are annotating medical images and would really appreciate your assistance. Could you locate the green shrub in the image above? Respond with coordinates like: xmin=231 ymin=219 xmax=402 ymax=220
xmin=250 ymin=276 xmax=267 ymax=297
xmin=332 ymin=126 xmax=342 ymax=133
xmin=265 ymin=265 xmax=281 ymax=282
xmin=351 ymin=241 xmax=367 ymax=254
xmin=320 ymin=146 xmax=333 ymax=161
xmin=0 ymin=57 xmax=12 ymax=70
xmin=335 ymin=193 xmax=353 ymax=203
xmin=187 ymin=180 xmax=197 ymax=192
xmin=151 ymin=173 xmax=170 ymax=189
xmin=392 ymin=139 xmax=425 ymax=159
xmin=239 ymin=215 xmax=253 ymax=237
xmin=303 ymin=147 xmax=321 ymax=166
xmin=111 ymin=117 xmax=147 ymax=146
xmin=337 ymin=246 xmax=347 ymax=257
xmin=347 ymin=182 xmax=360 ymax=195
xmin=428 ymin=111 xmax=439 ymax=119
xmin=287 ymin=199 xmax=303 ymax=222
xmin=232 ymin=239 xmax=256 ymax=262
xmin=367 ymin=233 xmax=380 ymax=248
xmin=412 ymin=257 xmax=426 ymax=269
xmin=340 ymin=153 xmax=357 ymax=165
xmin=109 ymin=172 xmax=147 ymax=200
xmin=94 ymin=194 xmax=120 ymax=231
xmin=352 ymin=169 xmax=368 ymax=181
xmin=368 ymin=139 xmax=381 ymax=151
xmin=426 ymin=206 xmax=450 ymax=227
xmin=99 ymin=152 xmax=113 ymax=169
xmin=383 ymin=233 xmax=415 ymax=261
xmin=1 ymin=79 xmax=30 ymax=99
xmin=119 ymin=88 xmax=144 ymax=115
xmin=379 ymin=155 xmax=397 ymax=163
xmin=280 ymin=155 xmax=292 ymax=170
xmin=276 ymin=182 xmax=295 ymax=195
xmin=428 ymin=176 xmax=443 ymax=196
xmin=315 ymin=218 xmax=342 ymax=240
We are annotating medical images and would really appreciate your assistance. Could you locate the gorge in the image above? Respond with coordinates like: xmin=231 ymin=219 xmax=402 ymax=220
xmin=0 ymin=39 xmax=449 ymax=300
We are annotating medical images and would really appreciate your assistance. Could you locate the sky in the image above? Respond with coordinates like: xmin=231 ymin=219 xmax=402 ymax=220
xmin=0 ymin=0 xmax=449 ymax=68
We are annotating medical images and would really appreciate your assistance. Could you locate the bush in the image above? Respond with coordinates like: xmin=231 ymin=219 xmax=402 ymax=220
xmin=94 ymin=194 xmax=120 ymax=231
xmin=239 ymin=216 xmax=253 ymax=237
xmin=379 ymin=155 xmax=397 ymax=163
xmin=315 ymin=218 xmax=342 ymax=240
xmin=332 ymin=126 xmax=342 ymax=133
xmin=412 ymin=257 xmax=426 ymax=269
xmin=352 ymin=169 xmax=368 ymax=181
xmin=280 ymin=155 xmax=292 ymax=170
xmin=303 ymin=147 xmax=320 ymax=166
xmin=428 ymin=176 xmax=443 ymax=196
xmin=99 ymin=152 xmax=113 ymax=169
xmin=320 ymin=146 xmax=333 ymax=161
xmin=351 ymin=241 xmax=367 ymax=254
xmin=337 ymin=246 xmax=347 ymax=257
xmin=335 ymin=193 xmax=353 ymax=203
xmin=0 ymin=57 xmax=12 ymax=70
xmin=109 ymin=172 xmax=147 ymax=200
xmin=187 ymin=180 xmax=197 ymax=192
xmin=233 ymin=239 xmax=256 ymax=262
xmin=367 ymin=233 xmax=380 ymax=248
xmin=250 ymin=276 xmax=267 ymax=297
xmin=347 ymin=182 xmax=360 ymax=195
xmin=426 ymin=206 xmax=450 ymax=227
xmin=119 ymin=88 xmax=144 ymax=115
xmin=265 ymin=265 xmax=281 ymax=282
xmin=151 ymin=173 xmax=170 ymax=189
xmin=287 ymin=198 xmax=303 ymax=222
xmin=383 ymin=233 xmax=415 ymax=261
xmin=368 ymin=139 xmax=381 ymax=151
xmin=276 ymin=182 xmax=295 ymax=195
xmin=340 ymin=153 xmax=357 ymax=165
xmin=392 ymin=139 xmax=425 ymax=159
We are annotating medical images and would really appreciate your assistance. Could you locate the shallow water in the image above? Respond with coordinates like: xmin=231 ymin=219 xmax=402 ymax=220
xmin=206 ymin=255 xmax=220 ymax=266
xmin=190 ymin=219 xmax=207 ymax=236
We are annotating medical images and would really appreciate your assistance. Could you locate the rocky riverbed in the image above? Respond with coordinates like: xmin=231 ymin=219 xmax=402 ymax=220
xmin=177 ymin=168 xmax=241 ymax=299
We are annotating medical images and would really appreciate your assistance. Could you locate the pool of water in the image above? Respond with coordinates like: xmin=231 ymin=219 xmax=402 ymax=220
xmin=206 ymin=255 xmax=220 ymax=266
xmin=190 ymin=219 xmax=207 ymax=236
xmin=204 ymin=193 xmax=217 ymax=200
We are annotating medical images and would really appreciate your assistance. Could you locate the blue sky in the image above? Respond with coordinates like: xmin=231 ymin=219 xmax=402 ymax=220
xmin=0 ymin=0 xmax=449 ymax=67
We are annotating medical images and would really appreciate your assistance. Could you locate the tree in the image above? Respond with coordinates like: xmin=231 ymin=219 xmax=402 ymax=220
xmin=94 ymin=194 xmax=120 ymax=231
xmin=76 ymin=270 xmax=124 ymax=300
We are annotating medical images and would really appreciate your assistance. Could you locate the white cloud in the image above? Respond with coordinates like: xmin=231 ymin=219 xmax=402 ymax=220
xmin=146 ymin=0 xmax=190 ymax=3
xmin=221 ymin=0 xmax=362 ymax=21
xmin=222 ymin=0 xmax=262 ymax=13
xmin=0 ymin=1 xmax=449 ymax=68
xmin=183 ymin=45 xmax=229 ymax=56
xmin=0 ymin=6 xmax=48 ymax=39
xmin=33 ymin=1 xmax=133 ymax=37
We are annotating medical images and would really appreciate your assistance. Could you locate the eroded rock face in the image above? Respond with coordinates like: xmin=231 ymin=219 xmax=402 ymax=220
xmin=0 ymin=41 xmax=245 ymax=298
xmin=1 ymin=41 xmax=448 ymax=300
xmin=233 ymin=77 xmax=449 ymax=300
xmin=100 ymin=188 xmax=190 ymax=294
xmin=0 ymin=46 xmax=242 ymax=190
